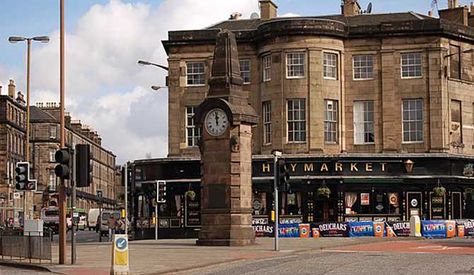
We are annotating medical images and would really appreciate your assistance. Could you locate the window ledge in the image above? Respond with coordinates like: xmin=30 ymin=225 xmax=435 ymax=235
xmin=402 ymin=141 xmax=424 ymax=144
xmin=186 ymin=84 xmax=206 ymax=88
xmin=286 ymin=76 xmax=305 ymax=79
xmin=354 ymin=143 xmax=375 ymax=146
xmin=353 ymin=78 xmax=374 ymax=81
xmin=401 ymin=76 xmax=423 ymax=80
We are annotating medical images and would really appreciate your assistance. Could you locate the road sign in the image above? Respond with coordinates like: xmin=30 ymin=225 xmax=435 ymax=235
xmin=97 ymin=190 xmax=102 ymax=199
xmin=13 ymin=192 xmax=21 ymax=199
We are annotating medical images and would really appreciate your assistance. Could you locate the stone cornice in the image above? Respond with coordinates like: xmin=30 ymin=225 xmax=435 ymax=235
xmin=163 ymin=17 xmax=474 ymax=54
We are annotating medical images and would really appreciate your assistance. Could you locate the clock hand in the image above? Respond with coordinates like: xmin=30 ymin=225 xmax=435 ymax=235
xmin=215 ymin=111 xmax=219 ymax=125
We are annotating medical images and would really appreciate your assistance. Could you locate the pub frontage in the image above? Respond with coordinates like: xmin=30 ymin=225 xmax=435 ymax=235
xmin=129 ymin=154 xmax=474 ymax=239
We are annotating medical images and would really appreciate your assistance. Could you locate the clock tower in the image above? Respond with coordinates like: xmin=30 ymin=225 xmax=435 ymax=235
xmin=195 ymin=30 xmax=258 ymax=246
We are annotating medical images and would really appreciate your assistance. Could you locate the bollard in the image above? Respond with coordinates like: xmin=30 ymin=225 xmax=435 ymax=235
xmin=110 ymin=234 xmax=130 ymax=274
xmin=409 ymin=215 xmax=421 ymax=237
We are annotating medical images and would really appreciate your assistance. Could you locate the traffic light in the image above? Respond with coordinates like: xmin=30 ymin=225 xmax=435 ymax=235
xmin=15 ymin=162 xmax=30 ymax=190
xmin=76 ymin=144 xmax=92 ymax=187
xmin=157 ymin=180 xmax=166 ymax=203
xmin=277 ymin=159 xmax=291 ymax=192
xmin=55 ymin=148 xmax=71 ymax=180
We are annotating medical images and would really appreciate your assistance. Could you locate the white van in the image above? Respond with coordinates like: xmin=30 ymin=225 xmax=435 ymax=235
xmin=41 ymin=206 xmax=59 ymax=233
xmin=87 ymin=208 xmax=100 ymax=231
xmin=99 ymin=210 xmax=121 ymax=236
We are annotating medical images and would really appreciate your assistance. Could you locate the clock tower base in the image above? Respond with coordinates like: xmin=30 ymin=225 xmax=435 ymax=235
xmin=196 ymin=122 xmax=256 ymax=246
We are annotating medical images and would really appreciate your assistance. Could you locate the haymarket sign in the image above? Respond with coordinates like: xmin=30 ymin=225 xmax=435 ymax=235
xmin=252 ymin=159 xmax=403 ymax=177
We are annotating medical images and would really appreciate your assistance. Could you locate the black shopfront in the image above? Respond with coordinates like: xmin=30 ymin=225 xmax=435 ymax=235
xmin=129 ymin=155 xmax=474 ymax=239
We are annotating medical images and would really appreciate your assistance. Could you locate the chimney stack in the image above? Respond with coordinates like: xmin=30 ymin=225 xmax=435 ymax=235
xmin=439 ymin=5 xmax=469 ymax=26
xmin=229 ymin=12 xmax=242 ymax=20
xmin=16 ymin=91 xmax=25 ymax=105
xmin=8 ymin=80 xmax=15 ymax=98
xmin=259 ymin=0 xmax=277 ymax=20
xmin=342 ymin=0 xmax=361 ymax=16
xmin=448 ymin=0 xmax=459 ymax=9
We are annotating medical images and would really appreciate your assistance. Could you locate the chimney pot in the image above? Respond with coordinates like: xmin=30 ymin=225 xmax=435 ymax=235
xmin=342 ymin=0 xmax=361 ymax=16
xmin=259 ymin=0 xmax=277 ymax=20
xmin=448 ymin=0 xmax=459 ymax=9
xmin=229 ymin=12 xmax=242 ymax=20
xmin=8 ymin=79 xmax=15 ymax=98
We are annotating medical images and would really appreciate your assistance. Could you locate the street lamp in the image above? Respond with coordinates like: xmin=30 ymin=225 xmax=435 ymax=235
xmin=151 ymin=86 xmax=163 ymax=91
xmin=137 ymin=60 xmax=169 ymax=71
xmin=9 ymin=35 xmax=50 ymax=163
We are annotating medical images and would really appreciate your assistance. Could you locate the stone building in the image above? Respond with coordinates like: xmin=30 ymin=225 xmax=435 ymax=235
xmin=30 ymin=103 xmax=117 ymax=217
xmin=0 ymin=80 xmax=27 ymax=225
xmin=129 ymin=0 xmax=474 ymax=238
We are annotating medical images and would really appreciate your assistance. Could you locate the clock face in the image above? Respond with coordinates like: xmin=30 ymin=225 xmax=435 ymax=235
xmin=205 ymin=108 xmax=229 ymax=136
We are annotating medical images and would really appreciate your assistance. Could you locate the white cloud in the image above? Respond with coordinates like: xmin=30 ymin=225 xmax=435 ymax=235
xmin=6 ymin=0 xmax=259 ymax=164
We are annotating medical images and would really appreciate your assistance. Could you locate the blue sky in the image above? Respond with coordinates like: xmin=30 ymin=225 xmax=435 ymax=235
xmin=0 ymin=0 xmax=461 ymax=162
xmin=0 ymin=0 xmax=444 ymax=69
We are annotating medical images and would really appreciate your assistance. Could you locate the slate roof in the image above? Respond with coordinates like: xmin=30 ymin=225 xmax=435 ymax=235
xmin=207 ymin=12 xmax=433 ymax=31
xmin=30 ymin=106 xmax=57 ymax=123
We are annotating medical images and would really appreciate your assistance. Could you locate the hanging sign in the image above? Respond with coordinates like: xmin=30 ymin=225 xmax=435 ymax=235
xmin=185 ymin=195 xmax=201 ymax=227
xmin=361 ymin=193 xmax=370 ymax=206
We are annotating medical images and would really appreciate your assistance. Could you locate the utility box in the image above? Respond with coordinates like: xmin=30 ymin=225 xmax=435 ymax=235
xmin=24 ymin=219 xmax=44 ymax=236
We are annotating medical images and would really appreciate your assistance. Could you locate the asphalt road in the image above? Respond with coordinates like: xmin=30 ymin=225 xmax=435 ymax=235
xmin=51 ymin=228 xmax=105 ymax=243
xmin=180 ymin=239 xmax=474 ymax=275
xmin=0 ymin=266 xmax=49 ymax=275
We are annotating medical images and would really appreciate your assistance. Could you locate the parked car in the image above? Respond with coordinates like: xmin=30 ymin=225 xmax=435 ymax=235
xmin=78 ymin=216 xmax=86 ymax=230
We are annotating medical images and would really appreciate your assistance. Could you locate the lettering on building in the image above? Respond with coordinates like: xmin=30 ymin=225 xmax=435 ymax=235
xmin=259 ymin=161 xmax=389 ymax=175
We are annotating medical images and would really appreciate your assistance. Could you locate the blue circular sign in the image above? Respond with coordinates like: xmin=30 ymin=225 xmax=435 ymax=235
xmin=115 ymin=237 xmax=128 ymax=251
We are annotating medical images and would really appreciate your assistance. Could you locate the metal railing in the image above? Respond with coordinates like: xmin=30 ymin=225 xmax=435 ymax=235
xmin=0 ymin=229 xmax=52 ymax=263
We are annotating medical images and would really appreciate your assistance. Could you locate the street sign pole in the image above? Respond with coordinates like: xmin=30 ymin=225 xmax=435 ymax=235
xmin=273 ymin=151 xmax=281 ymax=251
xmin=155 ymin=181 xmax=158 ymax=241
xmin=124 ymin=162 xmax=128 ymax=235
xmin=97 ymin=190 xmax=102 ymax=242
xmin=71 ymin=148 xmax=76 ymax=264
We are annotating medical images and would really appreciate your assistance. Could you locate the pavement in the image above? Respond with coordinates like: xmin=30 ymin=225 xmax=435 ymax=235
xmin=0 ymin=237 xmax=427 ymax=275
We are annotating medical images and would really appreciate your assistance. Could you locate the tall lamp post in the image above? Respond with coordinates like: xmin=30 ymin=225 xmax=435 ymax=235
xmin=137 ymin=59 xmax=167 ymax=240
xmin=8 ymin=36 xmax=50 ymax=163
xmin=9 ymin=36 xmax=49 ymax=222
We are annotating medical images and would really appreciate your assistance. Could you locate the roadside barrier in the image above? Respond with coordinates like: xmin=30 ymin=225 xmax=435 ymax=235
xmin=0 ymin=230 xmax=52 ymax=262
xmin=253 ymin=219 xmax=474 ymax=239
